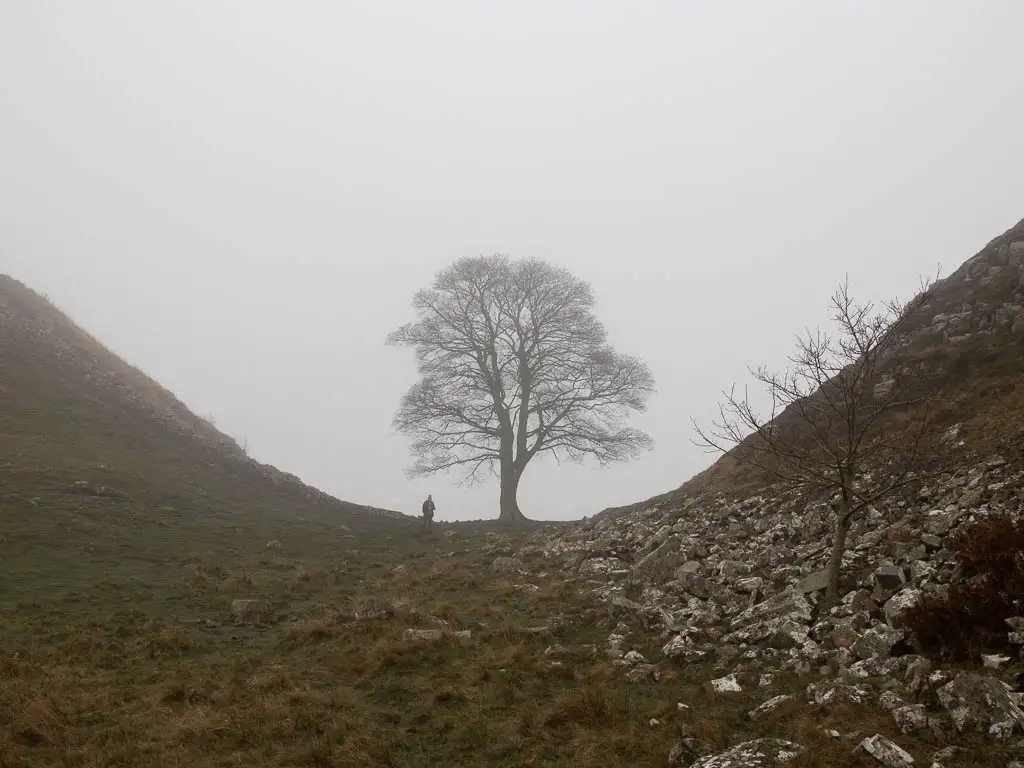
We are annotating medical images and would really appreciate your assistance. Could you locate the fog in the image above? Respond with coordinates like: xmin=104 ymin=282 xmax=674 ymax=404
xmin=2 ymin=2 xmax=1022 ymax=520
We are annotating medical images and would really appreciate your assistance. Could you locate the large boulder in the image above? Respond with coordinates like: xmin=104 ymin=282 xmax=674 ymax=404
xmin=730 ymin=590 xmax=813 ymax=630
xmin=795 ymin=569 xmax=829 ymax=594
xmin=852 ymin=624 xmax=907 ymax=660
xmin=723 ymin=590 xmax=814 ymax=645
xmin=632 ymin=539 xmax=683 ymax=580
xmin=872 ymin=564 xmax=906 ymax=592
xmin=937 ymin=673 xmax=1024 ymax=742
xmin=883 ymin=588 xmax=922 ymax=628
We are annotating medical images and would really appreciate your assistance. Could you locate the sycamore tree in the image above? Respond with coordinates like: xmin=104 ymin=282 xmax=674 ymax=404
xmin=387 ymin=255 xmax=655 ymax=524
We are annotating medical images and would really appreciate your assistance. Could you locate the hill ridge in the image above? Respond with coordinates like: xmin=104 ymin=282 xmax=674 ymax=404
xmin=0 ymin=274 xmax=403 ymax=521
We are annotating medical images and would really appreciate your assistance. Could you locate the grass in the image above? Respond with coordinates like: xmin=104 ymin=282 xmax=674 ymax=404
xmin=0 ymin=493 xmax=672 ymax=766
xmin=2 ymin=488 xmax=1019 ymax=766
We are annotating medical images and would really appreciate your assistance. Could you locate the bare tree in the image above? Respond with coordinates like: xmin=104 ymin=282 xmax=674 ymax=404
xmin=388 ymin=255 xmax=655 ymax=524
xmin=694 ymin=277 xmax=943 ymax=601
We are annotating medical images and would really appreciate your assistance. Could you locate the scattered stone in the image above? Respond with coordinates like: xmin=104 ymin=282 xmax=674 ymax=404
xmin=404 ymin=628 xmax=473 ymax=644
xmin=872 ymin=565 xmax=906 ymax=591
xmin=884 ymin=588 xmax=922 ymax=628
xmin=807 ymin=682 xmax=870 ymax=706
xmin=930 ymin=746 xmax=967 ymax=767
xmin=749 ymin=695 xmax=795 ymax=720
xmin=982 ymin=654 xmax=1012 ymax=670
xmin=683 ymin=739 xmax=801 ymax=767
xmin=853 ymin=625 xmax=906 ymax=660
xmin=795 ymin=569 xmax=829 ymax=594
xmin=355 ymin=603 xmax=395 ymax=620
xmin=731 ymin=590 xmax=813 ymax=630
xmin=1007 ymin=617 xmax=1024 ymax=645
xmin=710 ymin=673 xmax=743 ymax=693
xmin=264 ymin=540 xmax=282 ymax=550
xmin=676 ymin=560 xmax=702 ymax=576
xmin=662 ymin=633 xmax=696 ymax=659
xmin=492 ymin=556 xmax=525 ymax=574
xmin=624 ymin=664 xmax=659 ymax=683
xmin=230 ymin=599 xmax=267 ymax=623
xmin=623 ymin=650 xmax=648 ymax=665
xmin=892 ymin=704 xmax=929 ymax=736
xmin=854 ymin=734 xmax=915 ymax=767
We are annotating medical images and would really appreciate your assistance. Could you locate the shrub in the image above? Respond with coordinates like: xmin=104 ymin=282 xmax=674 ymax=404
xmin=904 ymin=513 xmax=1024 ymax=660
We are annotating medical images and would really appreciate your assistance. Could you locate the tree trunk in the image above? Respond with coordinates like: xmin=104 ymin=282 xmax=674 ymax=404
xmin=497 ymin=462 xmax=528 ymax=525
xmin=826 ymin=510 xmax=852 ymax=603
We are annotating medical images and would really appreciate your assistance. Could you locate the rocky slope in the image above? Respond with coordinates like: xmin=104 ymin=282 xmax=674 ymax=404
xmin=515 ymin=218 xmax=1024 ymax=766
xmin=682 ymin=215 xmax=1024 ymax=499
xmin=0 ymin=275 xmax=402 ymax=523
xmin=521 ymin=448 xmax=1023 ymax=765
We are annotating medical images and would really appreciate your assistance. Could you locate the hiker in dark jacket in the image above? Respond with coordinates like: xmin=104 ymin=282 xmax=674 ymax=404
xmin=421 ymin=494 xmax=435 ymax=532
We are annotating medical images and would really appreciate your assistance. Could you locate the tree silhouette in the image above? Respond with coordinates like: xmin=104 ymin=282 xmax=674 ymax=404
xmin=389 ymin=256 xmax=655 ymax=523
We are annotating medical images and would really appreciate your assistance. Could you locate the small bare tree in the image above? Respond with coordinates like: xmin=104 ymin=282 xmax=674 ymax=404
xmin=388 ymin=255 xmax=655 ymax=524
xmin=694 ymin=278 xmax=943 ymax=601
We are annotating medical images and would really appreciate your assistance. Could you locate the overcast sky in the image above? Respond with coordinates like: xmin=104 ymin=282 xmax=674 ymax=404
xmin=2 ymin=1 xmax=1023 ymax=521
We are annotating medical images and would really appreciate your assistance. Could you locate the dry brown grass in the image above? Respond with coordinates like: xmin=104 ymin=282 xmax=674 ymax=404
xmin=283 ymin=618 xmax=336 ymax=646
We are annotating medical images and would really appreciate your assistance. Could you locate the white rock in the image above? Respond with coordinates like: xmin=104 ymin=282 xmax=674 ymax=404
xmin=938 ymin=673 xmax=1024 ymax=742
xmin=883 ymin=588 xmax=922 ymax=628
xmin=711 ymin=673 xmax=743 ymax=693
xmin=893 ymin=704 xmax=929 ymax=736
xmin=855 ymin=734 xmax=915 ymax=767
xmin=749 ymin=695 xmax=795 ymax=720
xmin=981 ymin=654 xmax=1012 ymax=670
xmin=689 ymin=738 xmax=802 ymax=767
xmin=662 ymin=633 xmax=694 ymax=659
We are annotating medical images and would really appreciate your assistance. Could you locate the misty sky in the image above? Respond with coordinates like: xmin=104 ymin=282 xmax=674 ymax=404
xmin=2 ymin=2 xmax=1023 ymax=521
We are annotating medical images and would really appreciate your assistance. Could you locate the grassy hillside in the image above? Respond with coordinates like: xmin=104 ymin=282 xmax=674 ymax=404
xmin=0 ymin=276 xmax=398 ymax=524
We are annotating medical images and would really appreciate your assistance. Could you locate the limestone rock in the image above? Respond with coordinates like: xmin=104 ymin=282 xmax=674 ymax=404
xmin=492 ymin=556 xmax=525 ymax=574
xmin=749 ymin=695 xmax=795 ymax=720
xmin=853 ymin=624 xmax=907 ymax=660
xmin=230 ymin=599 xmax=267 ymax=623
xmin=854 ymin=734 xmax=915 ymax=767
xmin=710 ymin=673 xmax=743 ymax=693
xmin=685 ymin=738 xmax=802 ymax=767
xmin=873 ymin=565 xmax=906 ymax=591
xmin=1008 ymin=616 xmax=1024 ymax=645
xmin=937 ymin=673 xmax=1024 ymax=742
xmin=404 ymin=628 xmax=473 ymax=644
xmin=795 ymin=569 xmax=829 ymax=594
xmin=892 ymin=704 xmax=929 ymax=736
xmin=884 ymin=588 xmax=922 ymax=628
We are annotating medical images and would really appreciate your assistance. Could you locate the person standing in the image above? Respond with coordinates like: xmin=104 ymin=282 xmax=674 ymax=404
xmin=421 ymin=494 xmax=436 ymax=533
